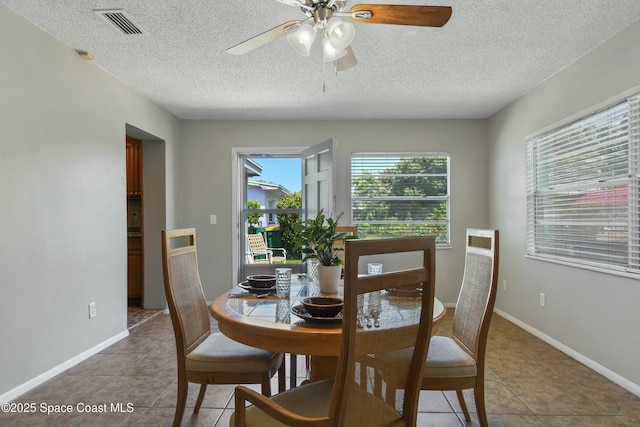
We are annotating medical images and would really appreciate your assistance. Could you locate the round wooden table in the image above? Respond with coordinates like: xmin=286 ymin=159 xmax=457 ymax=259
xmin=210 ymin=280 xmax=446 ymax=383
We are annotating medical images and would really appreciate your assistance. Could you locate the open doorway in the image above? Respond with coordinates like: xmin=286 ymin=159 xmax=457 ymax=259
xmin=241 ymin=155 xmax=302 ymax=279
xmin=232 ymin=140 xmax=335 ymax=283
xmin=126 ymin=136 xmax=144 ymax=307
xmin=125 ymin=124 xmax=167 ymax=328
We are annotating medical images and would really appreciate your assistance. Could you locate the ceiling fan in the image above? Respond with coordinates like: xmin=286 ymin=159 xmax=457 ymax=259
xmin=226 ymin=1 xmax=452 ymax=71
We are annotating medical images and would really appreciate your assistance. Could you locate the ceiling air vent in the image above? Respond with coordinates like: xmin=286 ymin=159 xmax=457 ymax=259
xmin=94 ymin=9 xmax=143 ymax=35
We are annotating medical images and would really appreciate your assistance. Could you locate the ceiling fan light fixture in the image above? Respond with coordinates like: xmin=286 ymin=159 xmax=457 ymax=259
xmin=326 ymin=19 xmax=355 ymax=50
xmin=287 ymin=23 xmax=317 ymax=56
xmin=322 ymin=37 xmax=347 ymax=63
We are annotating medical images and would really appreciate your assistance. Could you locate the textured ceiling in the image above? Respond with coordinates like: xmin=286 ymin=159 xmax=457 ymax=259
xmin=3 ymin=0 xmax=640 ymax=120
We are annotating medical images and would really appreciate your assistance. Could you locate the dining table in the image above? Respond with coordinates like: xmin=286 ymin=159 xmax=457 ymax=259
xmin=210 ymin=276 xmax=446 ymax=387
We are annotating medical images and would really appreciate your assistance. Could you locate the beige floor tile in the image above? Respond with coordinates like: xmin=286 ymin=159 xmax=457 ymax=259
xmin=83 ymin=375 xmax=175 ymax=407
xmin=573 ymin=382 xmax=640 ymax=415
xmin=12 ymin=375 xmax=113 ymax=404
xmin=443 ymin=381 xmax=532 ymax=415
xmin=4 ymin=309 xmax=640 ymax=426
xmin=537 ymin=415 xmax=629 ymax=426
xmin=0 ymin=410 xmax=62 ymax=427
xmin=153 ymin=381 xmax=235 ymax=410
xmin=506 ymin=381 xmax=613 ymax=416
xmin=63 ymin=352 xmax=148 ymax=377
xmin=417 ymin=390 xmax=455 ymax=412
xmin=215 ymin=408 xmax=233 ymax=427
xmin=128 ymin=352 xmax=177 ymax=377
xmin=416 ymin=412 xmax=464 ymax=426
xmin=134 ymin=407 xmax=223 ymax=426
xmin=46 ymin=407 xmax=144 ymax=427
xmin=617 ymin=414 xmax=640 ymax=426
xmin=486 ymin=414 xmax=545 ymax=426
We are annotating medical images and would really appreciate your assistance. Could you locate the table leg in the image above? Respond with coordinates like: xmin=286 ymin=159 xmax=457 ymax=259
xmin=289 ymin=354 xmax=297 ymax=389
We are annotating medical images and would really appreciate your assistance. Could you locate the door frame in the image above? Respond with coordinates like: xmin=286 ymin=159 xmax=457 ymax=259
xmin=231 ymin=147 xmax=306 ymax=283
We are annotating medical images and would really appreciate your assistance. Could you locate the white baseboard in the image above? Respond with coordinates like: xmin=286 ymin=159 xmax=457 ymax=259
xmin=0 ymin=329 xmax=129 ymax=404
xmin=495 ymin=308 xmax=640 ymax=398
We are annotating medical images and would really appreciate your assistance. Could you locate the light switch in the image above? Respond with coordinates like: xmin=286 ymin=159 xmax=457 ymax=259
xmin=210 ymin=214 xmax=217 ymax=225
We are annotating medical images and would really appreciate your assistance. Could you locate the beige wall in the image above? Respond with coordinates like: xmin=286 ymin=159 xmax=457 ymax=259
xmin=177 ymin=119 xmax=489 ymax=304
xmin=488 ymin=19 xmax=640 ymax=389
xmin=0 ymin=5 xmax=180 ymax=399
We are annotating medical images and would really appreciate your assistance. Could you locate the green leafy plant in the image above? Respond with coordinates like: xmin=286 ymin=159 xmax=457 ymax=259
xmin=276 ymin=191 xmax=302 ymax=259
xmin=294 ymin=210 xmax=354 ymax=266
xmin=247 ymin=199 xmax=262 ymax=229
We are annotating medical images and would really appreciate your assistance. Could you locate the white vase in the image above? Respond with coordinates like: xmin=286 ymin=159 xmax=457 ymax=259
xmin=317 ymin=265 xmax=341 ymax=294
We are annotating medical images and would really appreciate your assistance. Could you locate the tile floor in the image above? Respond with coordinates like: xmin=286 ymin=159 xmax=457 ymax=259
xmin=126 ymin=307 xmax=164 ymax=330
xmin=2 ymin=309 xmax=640 ymax=426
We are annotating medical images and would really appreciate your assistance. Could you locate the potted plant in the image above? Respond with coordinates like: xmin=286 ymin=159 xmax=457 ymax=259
xmin=294 ymin=210 xmax=353 ymax=293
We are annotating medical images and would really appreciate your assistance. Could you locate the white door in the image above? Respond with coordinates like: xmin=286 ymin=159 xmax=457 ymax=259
xmin=301 ymin=138 xmax=336 ymax=221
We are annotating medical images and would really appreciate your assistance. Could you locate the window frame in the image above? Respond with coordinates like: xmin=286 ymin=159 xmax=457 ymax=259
xmin=526 ymin=92 xmax=640 ymax=278
xmin=349 ymin=152 xmax=451 ymax=246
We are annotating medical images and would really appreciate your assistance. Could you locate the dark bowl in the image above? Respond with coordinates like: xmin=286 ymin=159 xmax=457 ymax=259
xmin=302 ymin=297 xmax=344 ymax=318
xmin=246 ymin=275 xmax=276 ymax=289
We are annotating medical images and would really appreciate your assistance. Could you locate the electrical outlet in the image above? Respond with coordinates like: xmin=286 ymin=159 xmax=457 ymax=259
xmin=89 ymin=302 xmax=97 ymax=319
xmin=502 ymin=279 xmax=507 ymax=291
xmin=539 ymin=293 xmax=546 ymax=307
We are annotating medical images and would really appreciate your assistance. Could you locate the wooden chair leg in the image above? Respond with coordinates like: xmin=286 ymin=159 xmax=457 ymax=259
xmin=261 ymin=372 xmax=272 ymax=397
xmin=456 ymin=389 xmax=471 ymax=422
xmin=278 ymin=357 xmax=286 ymax=393
xmin=173 ymin=378 xmax=188 ymax=427
xmin=194 ymin=384 xmax=207 ymax=413
xmin=474 ymin=385 xmax=489 ymax=427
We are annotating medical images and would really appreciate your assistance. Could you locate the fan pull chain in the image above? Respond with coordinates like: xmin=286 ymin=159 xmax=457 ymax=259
xmin=321 ymin=59 xmax=340 ymax=93
xmin=322 ymin=59 xmax=327 ymax=93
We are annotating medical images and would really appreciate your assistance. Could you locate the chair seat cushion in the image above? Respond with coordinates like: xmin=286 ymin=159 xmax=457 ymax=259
xmin=186 ymin=332 xmax=280 ymax=373
xmin=423 ymin=336 xmax=477 ymax=378
xmin=233 ymin=378 xmax=402 ymax=427
xmin=236 ymin=378 xmax=333 ymax=427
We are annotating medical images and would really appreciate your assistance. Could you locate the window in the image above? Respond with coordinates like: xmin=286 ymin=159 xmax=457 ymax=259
xmin=526 ymin=94 xmax=640 ymax=276
xmin=350 ymin=153 xmax=450 ymax=245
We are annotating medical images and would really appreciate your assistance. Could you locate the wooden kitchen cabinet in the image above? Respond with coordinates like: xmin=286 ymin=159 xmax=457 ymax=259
xmin=126 ymin=136 xmax=143 ymax=197
xmin=127 ymin=236 xmax=143 ymax=306
xmin=126 ymin=136 xmax=143 ymax=306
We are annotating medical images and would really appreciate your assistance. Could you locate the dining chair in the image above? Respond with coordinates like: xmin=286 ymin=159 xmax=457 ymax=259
xmin=162 ymin=228 xmax=285 ymax=427
xmin=232 ymin=236 xmax=437 ymax=427
xmin=421 ymin=228 xmax=499 ymax=427
xmin=246 ymin=233 xmax=287 ymax=264
xmin=301 ymin=225 xmax=358 ymax=371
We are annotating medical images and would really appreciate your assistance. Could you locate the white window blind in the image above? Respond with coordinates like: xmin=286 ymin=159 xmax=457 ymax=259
xmin=526 ymin=94 xmax=640 ymax=275
xmin=351 ymin=153 xmax=450 ymax=245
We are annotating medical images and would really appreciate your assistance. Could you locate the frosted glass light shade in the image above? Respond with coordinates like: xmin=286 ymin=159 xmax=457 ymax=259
xmin=287 ymin=24 xmax=317 ymax=56
xmin=322 ymin=37 xmax=347 ymax=63
xmin=326 ymin=19 xmax=355 ymax=50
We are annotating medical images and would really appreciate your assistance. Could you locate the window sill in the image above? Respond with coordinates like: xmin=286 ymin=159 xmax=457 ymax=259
xmin=525 ymin=254 xmax=640 ymax=280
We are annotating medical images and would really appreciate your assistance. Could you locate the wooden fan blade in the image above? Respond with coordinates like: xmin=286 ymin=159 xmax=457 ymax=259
xmin=348 ymin=5 xmax=452 ymax=27
xmin=337 ymin=46 xmax=358 ymax=71
xmin=226 ymin=20 xmax=302 ymax=55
